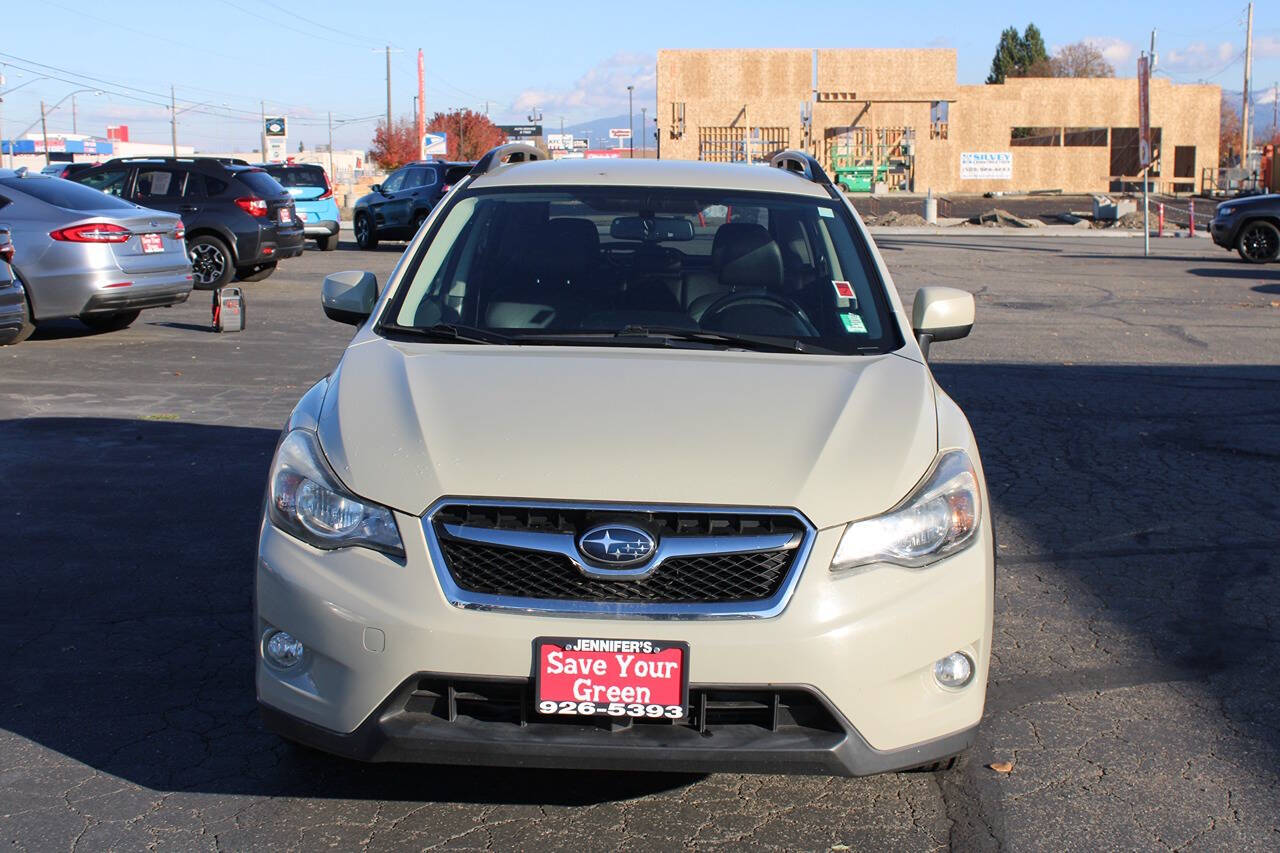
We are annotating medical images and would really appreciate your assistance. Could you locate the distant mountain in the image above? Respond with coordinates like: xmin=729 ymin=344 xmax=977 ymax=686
xmin=556 ymin=113 xmax=656 ymax=150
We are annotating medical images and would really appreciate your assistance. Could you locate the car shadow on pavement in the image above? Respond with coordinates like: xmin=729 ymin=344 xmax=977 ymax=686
xmin=0 ymin=416 xmax=697 ymax=805
xmin=930 ymin=361 xmax=1280 ymax=785
xmin=1185 ymin=266 xmax=1280 ymax=280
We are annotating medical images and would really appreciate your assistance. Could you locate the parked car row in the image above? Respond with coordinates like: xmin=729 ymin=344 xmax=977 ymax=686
xmin=0 ymin=168 xmax=193 ymax=344
xmin=0 ymin=154 xmax=484 ymax=347
xmin=72 ymin=157 xmax=305 ymax=287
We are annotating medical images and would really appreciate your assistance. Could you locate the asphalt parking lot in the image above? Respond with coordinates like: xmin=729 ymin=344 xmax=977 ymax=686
xmin=2 ymin=232 xmax=1278 ymax=851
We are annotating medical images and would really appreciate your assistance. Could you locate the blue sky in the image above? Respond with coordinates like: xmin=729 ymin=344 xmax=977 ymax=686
xmin=1 ymin=0 xmax=1275 ymax=153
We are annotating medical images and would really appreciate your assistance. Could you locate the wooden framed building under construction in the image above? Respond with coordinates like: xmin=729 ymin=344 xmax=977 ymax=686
xmin=656 ymin=48 xmax=1220 ymax=195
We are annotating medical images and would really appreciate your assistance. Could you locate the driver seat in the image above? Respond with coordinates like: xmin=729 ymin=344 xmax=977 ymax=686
xmin=688 ymin=224 xmax=783 ymax=320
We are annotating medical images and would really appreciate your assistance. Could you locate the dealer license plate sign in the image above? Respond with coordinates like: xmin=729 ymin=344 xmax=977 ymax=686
xmin=140 ymin=233 xmax=164 ymax=253
xmin=535 ymin=637 xmax=689 ymax=719
xmin=279 ymin=208 xmax=292 ymax=223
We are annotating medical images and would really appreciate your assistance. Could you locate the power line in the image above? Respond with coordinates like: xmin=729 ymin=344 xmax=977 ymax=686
xmin=256 ymin=0 xmax=388 ymax=48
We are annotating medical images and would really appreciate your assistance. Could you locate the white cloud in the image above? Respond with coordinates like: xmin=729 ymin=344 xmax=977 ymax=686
xmin=1256 ymin=35 xmax=1280 ymax=59
xmin=512 ymin=52 xmax=655 ymax=121
xmin=1084 ymin=37 xmax=1136 ymax=68
xmin=1161 ymin=41 xmax=1237 ymax=74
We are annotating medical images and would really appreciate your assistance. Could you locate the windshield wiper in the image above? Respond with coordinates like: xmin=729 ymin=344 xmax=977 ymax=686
xmin=380 ymin=323 xmax=514 ymax=345
xmin=611 ymin=324 xmax=831 ymax=354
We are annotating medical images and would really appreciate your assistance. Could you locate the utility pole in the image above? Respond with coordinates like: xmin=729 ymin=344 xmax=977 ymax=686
xmin=1242 ymin=2 xmax=1253 ymax=162
xmin=641 ymin=107 xmax=646 ymax=157
xmin=170 ymin=85 xmax=178 ymax=156
xmin=627 ymin=85 xmax=634 ymax=158
xmin=260 ymin=100 xmax=266 ymax=157
xmin=40 ymin=99 xmax=49 ymax=165
xmin=327 ymin=111 xmax=334 ymax=180
xmin=1273 ymin=81 xmax=1277 ymax=141
xmin=71 ymin=94 xmax=77 ymax=135
xmin=385 ymin=45 xmax=392 ymax=133
xmin=1143 ymin=30 xmax=1156 ymax=258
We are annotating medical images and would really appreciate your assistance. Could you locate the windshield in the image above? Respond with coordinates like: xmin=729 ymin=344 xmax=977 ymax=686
xmin=384 ymin=186 xmax=900 ymax=355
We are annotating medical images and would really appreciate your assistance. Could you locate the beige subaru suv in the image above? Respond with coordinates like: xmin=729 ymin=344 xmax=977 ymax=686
xmin=256 ymin=146 xmax=992 ymax=776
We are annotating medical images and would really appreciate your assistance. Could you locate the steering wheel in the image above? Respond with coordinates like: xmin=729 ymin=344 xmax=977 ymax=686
xmin=699 ymin=292 xmax=818 ymax=336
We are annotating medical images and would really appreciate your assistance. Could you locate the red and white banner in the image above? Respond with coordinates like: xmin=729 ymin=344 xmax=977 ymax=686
xmin=1137 ymin=55 xmax=1151 ymax=169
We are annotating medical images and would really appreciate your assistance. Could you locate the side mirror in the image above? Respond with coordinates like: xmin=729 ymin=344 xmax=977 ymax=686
xmin=911 ymin=286 xmax=974 ymax=360
xmin=322 ymin=270 xmax=379 ymax=326
xmin=370 ymin=183 xmax=383 ymax=194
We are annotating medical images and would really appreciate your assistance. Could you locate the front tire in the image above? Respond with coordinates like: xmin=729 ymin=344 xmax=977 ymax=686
xmin=188 ymin=235 xmax=234 ymax=288
xmin=80 ymin=310 xmax=141 ymax=332
xmin=1236 ymin=221 xmax=1280 ymax=264
xmin=236 ymin=263 xmax=277 ymax=282
xmin=354 ymin=213 xmax=377 ymax=250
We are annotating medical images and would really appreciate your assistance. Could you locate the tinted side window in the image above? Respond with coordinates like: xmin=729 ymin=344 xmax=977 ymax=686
xmin=443 ymin=165 xmax=471 ymax=184
xmin=133 ymin=169 xmax=187 ymax=201
xmin=77 ymin=168 xmax=131 ymax=198
xmin=0 ymin=176 xmax=135 ymax=210
xmin=183 ymin=174 xmax=228 ymax=198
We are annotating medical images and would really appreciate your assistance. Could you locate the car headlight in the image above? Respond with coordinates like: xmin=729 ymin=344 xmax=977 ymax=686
xmin=831 ymin=449 xmax=981 ymax=571
xmin=1217 ymin=206 xmax=1236 ymax=218
xmin=268 ymin=429 xmax=404 ymax=556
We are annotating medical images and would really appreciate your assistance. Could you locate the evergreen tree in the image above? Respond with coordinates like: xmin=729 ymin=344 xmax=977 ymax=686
xmin=987 ymin=27 xmax=1023 ymax=84
xmin=986 ymin=24 xmax=1052 ymax=83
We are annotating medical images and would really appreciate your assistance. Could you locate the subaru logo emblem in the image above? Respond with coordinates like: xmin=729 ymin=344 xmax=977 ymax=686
xmin=578 ymin=525 xmax=656 ymax=567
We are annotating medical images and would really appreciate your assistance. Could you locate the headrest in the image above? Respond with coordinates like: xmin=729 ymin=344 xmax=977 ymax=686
xmin=529 ymin=217 xmax=599 ymax=279
xmin=716 ymin=223 xmax=783 ymax=291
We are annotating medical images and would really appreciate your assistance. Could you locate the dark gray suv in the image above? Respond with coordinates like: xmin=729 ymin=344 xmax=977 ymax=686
xmin=352 ymin=161 xmax=473 ymax=249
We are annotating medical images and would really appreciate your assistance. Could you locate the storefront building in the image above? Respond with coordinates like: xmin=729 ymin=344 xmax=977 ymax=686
xmin=656 ymin=49 xmax=1220 ymax=194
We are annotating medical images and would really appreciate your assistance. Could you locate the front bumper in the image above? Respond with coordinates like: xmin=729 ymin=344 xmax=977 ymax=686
xmin=256 ymin=504 xmax=993 ymax=774
xmin=1209 ymin=217 xmax=1236 ymax=250
xmin=261 ymin=677 xmax=977 ymax=775
xmin=0 ymin=278 xmax=25 ymax=338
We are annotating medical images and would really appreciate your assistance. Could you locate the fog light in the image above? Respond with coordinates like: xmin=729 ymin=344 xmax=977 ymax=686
xmin=264 ymin=631 xmax=305 ymax=668
xmin=933 ymin=651 xmax=974 ymax=688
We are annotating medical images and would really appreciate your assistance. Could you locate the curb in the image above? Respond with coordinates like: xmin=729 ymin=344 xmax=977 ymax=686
xmin=868 ymin=226 xmax=1212 ymax=239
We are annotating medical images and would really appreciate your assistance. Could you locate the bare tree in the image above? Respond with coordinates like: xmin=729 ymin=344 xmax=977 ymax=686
xmin=1051 ymin=42 xmax=1116 ymax=78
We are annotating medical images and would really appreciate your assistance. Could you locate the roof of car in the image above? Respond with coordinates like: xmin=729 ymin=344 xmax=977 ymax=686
xmin=469 ymin=158 xmax=831 ymax=198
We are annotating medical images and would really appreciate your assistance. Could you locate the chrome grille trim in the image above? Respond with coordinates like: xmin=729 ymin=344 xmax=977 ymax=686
xmin=421 ymin=498 xmax=817 ymax=619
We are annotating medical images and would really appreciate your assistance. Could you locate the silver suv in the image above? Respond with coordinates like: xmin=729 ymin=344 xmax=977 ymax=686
xmin=256 ymin=147 xmax=993 ymax=776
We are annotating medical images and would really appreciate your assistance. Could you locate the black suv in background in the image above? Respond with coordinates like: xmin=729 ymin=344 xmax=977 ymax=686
xmin=73 ymin=157 xmax=304 ymax=287
xmin=1210 ymin=194 xmax=1280 ymax=263
xmin=352 ymin=160 xmax=473 ymax=249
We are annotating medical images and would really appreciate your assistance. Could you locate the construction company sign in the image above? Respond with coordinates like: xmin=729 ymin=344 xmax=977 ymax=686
xmin=960 ymin=152 xmax=1012 ymax=180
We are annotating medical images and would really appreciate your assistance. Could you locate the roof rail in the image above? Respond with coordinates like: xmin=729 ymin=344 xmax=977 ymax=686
xmin=468 ymin=143 xmax=545 ymax=178
xmin=768 ymin=150 xmax=833 ymax=186
xmin=102 ymin=156 xmax=239 ymax=167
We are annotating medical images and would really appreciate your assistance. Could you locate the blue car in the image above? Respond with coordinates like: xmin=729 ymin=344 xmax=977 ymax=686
xmin=261 ymin=163 xmax=340 ymax=251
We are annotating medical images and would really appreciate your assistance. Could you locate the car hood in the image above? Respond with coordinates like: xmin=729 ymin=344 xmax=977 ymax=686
xmin=316 ymin=339 xmax=938 ymax=531
xmin=1221 ymin=193 xmax=1279 ymax=211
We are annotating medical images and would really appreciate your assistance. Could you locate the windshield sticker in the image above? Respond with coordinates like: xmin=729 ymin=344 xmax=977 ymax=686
xmin=839 ymin=312 xmax=868 ymax=334
xmin=818 ymin=207 xmax=835 ymax=218
xmin=832 ymin=280 xmax=856 ymax=309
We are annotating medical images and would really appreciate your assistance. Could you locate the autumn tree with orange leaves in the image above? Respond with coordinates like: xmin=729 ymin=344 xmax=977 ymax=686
xmin=369 ymin=118 xmax=421 ymax=170
xmin=425 ymin=109 xmax=508 ymax=161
